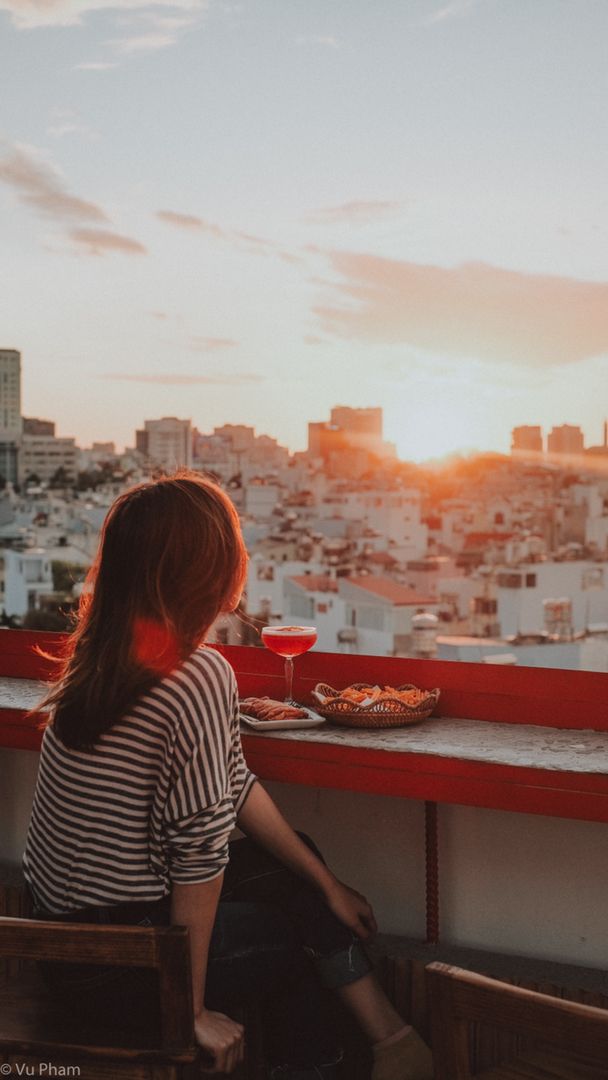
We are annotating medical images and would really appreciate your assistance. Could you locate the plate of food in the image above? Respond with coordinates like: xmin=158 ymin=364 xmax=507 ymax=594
xmin=239 ymin=696 xmax=326 ymax=730
xmin=311 ymin=682 xmax=440 ymax=728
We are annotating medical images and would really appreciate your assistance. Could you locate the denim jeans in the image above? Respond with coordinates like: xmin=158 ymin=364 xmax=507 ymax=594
xmin=33 ymin=833 xmax=373 ymax=1078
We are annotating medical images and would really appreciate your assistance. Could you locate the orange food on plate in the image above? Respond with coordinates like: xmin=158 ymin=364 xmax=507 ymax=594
xmin=240 ymin=696 xmax=308 ymax=722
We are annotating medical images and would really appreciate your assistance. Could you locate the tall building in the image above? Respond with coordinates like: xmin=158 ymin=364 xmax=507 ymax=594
xmin=0 ymin=349 xmax=22 ymax=484
xmin=23 ymin=418 xmax=55 ymax=437
xmin=20 ymin=434 xmax=77 ymax=484
xmin=141 ymin=417 xmax=193 ymax=471
xmin=547 ymin=424 xmax=584 ymax=456
xmin=511 ymin=425 xmax=543 ymax=455
xmin=308 ymin=406 xmax=394 ymax=467
xmin=329 ymin=406 xmax=383 ymax=438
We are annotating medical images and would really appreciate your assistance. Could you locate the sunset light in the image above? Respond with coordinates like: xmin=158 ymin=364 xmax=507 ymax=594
xmin=1 ymin=1 xmax=606 ymax=460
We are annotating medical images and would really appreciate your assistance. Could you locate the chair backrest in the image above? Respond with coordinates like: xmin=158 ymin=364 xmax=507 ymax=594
xmin=425 ymin=961 xmax=608 ymax=1080
xmin=0 ymin=915 xmax=194 ymax=1053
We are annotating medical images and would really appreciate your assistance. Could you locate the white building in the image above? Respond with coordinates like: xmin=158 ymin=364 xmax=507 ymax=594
xmin=283 ymin=574 xmax=346 ymax=652
xmin=337 ymin=575 xmax=440 ymax=656
xmin=318 ymin=489 xmax=427 ymax=561
xmin=246 ymin=555 xmax=324 ymax=618
xmin=244 ymin=482 xmax=281 ymax=520
xmin=0 ymin=548 xmax=54 ymax=616
xmin=20 ymin=435 xmax=78 ymax=485
xmin=476 ymin=560 xmax=608 ymax=638
xmin=142 ymin=417 xmax=193 ymax=471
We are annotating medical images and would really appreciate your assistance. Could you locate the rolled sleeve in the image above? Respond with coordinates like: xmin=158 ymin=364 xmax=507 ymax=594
xmin=164 ymin=794 xmax=235 ymax=884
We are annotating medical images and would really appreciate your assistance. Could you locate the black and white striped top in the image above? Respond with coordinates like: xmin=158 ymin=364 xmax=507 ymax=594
xmin=23 ymin=647 xmax=256 ymax=914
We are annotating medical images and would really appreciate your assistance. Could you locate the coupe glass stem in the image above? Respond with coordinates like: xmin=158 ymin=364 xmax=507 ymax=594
xmin=284 ymin=656 xmax=294 ymax=703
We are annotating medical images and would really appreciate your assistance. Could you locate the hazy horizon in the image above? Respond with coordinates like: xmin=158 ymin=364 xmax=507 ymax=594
xmin=2 ymin=0 xmax=607 ymax=461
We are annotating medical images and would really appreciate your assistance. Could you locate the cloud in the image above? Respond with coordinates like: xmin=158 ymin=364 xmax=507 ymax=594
xmin=304 ymin=335 xmax=325 ymax=346
xmin=0 ymin=144 xmax=107 ymax=223
xmin=156 ymin=207 xmax=279 ymax=255
xmin=304 ymin=201 xmax=405 ymax=226
xmin=71 ymin=228 xmax=147 ymax=255
xmin=313 ymin=252 xmax=608 ymax=367
xmin=295 ymin=34 xmax=340 ymax=49
xmin=157 ymin=209 xmax=205 ymax=229
xmin=111 ymin=30 xmax=178 ymax=51
xmin=0 ymin=1 xmax=206 ymax=31
xmin=424 ymin=0 xmax=482 ymax=25
xmin=46 ymin=107 xmax=100 ymax=140
xmin=190 ymin=336 xmax=239 ymax=352
xmin=103 ymin=372 xmax=263 ymax=384
xmin=0 ymin=143 xmax=146 ymax=255
xmin=75 ymin=61 xmax=118 ymax=70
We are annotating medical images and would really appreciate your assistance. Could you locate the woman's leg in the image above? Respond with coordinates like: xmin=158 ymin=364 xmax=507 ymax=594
xmin=225 ymin=834 xmax=433 ymax=1080
xmin=206 ymin=898 xmax=344 ymax=1076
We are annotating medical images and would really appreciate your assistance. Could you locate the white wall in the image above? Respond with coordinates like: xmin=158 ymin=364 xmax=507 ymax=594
xmin=3 ymin=750 xmax=608 ymax=970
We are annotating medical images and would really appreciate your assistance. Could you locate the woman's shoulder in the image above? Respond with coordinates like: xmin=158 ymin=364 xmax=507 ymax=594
xmin=188 ymin=645 xmax=235 ymax=682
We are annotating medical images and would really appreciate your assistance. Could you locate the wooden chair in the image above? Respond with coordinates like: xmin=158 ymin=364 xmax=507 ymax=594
xmin=0 ymin=915 xmax=259 ymax=1080
xmin=426 ymin=961 xmax=608 ymax=1080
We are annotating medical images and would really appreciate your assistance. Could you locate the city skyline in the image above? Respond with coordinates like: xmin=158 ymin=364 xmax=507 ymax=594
xmin=2 ymin=1 xmax=607 ymax=460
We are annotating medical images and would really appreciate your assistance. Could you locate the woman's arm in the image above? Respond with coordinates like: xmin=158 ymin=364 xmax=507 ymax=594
xmin=171 ymin=877 xmax=244 ymax=1074
xmin=237 ymin=780 xmax=377 ymax=939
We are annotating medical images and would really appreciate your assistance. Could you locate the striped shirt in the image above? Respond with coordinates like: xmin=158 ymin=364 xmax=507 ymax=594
xmin=23 ymin=647 xmax=256 ymax=914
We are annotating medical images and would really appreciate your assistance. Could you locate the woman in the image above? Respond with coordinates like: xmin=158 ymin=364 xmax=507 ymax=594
xmin=23 ymin=473 xmax=432 ymax=1080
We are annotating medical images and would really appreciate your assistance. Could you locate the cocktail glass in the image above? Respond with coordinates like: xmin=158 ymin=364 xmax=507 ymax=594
xmin=260 ymin=625 xmax=318 ymax=703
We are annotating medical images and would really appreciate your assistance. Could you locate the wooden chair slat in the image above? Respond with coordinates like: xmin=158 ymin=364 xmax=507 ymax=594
xmin=426 ymin=962 xmax=608 ymax=1080
xmin=0 ymin=916 xmax=187 ymax=967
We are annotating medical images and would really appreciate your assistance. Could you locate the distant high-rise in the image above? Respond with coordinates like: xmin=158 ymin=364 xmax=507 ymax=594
xmin=547 ymin=424 xmax=584 ymax=456
xmin=329 ymin=406 xmax=383 ymax=438
xmin=23 ymin=417 xmax=55 ymax=437
xmin=308 ymin=406 xmax=393 ymax=465
xmin=140 ymin=417 xmax=193 ymax=471
xmin=511 ymin=425 xmax=543 ymax=455
xmin=0 ymin=350 xmax=22 ymax=437
xmin=0 ymin=349 xmax=22 ymax=484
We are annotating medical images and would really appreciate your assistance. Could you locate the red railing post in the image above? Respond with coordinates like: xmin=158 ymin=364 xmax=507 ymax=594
xmin=425 ymin=800 xmax=439 ymax=945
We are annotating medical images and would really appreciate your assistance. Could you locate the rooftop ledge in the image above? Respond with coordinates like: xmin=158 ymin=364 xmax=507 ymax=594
xmin=1 ymin=630 xmax=607 ymax=824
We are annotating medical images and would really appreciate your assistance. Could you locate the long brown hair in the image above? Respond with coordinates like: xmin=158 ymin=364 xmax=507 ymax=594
xmin=43 ymin=472 xmax=247 ymax=750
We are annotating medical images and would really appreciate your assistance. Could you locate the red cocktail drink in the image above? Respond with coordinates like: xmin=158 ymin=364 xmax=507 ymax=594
xmin=261 ymin=625 xmax=317 ymax=701
xmin=261 ymin=625 xmax=318 ymax=658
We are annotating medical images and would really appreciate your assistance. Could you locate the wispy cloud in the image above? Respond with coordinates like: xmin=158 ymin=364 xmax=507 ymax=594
xmin=0 ymin=1 xmax=206 ymax=31
xmin=71 ymin=228 xmax=147 ymax=255
xmin=423 ymin=0 xmax=483 ymax=26
xmin=157 ymin=209 xmax=207 ymax=230
xmin=0 ymin=144 xmax=107 ymax=223
xmin=46 ymin=107 xmax=100 ymax=140
xmin=103 ymin=372 xmax=263 ymax=384
xmin=304 ymin=200 xmax=405 ymax=226
xmin=295 ymin=34 xmax=340 ymax=49
xmin=0 ymin=142 xmax=146 ymax=255
xmin=75 ymin=61 xmax=118 ymax=71
xmin=189 ymin=336 xmax=239 ymax=352
xmin=313 ymin=251 xmax=608 ymax=367
xmin=157 ymin=207 xmax=278 ymax=254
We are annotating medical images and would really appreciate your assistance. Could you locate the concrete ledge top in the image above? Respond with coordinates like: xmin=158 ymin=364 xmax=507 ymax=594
xmin=2 ymin=676 xmax=607 ymax=776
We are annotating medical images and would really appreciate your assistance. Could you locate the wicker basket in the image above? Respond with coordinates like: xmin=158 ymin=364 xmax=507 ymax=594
xmin=311 ymin=682 xmax=440 ymax=729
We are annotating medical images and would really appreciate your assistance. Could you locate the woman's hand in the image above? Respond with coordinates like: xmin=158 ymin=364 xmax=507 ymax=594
xmin=324 ymin=879 xmax=378 ymax=941
xmin=195 ymin=1007 xmax=245 ymax=1074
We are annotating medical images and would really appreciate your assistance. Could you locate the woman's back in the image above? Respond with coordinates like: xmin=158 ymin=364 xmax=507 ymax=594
xmin=24 ymin=647 xmax=254 ymax=914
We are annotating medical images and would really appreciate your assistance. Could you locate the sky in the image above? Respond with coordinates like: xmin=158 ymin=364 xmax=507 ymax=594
xmin=1 ymin=0 xmax=607 ymax=461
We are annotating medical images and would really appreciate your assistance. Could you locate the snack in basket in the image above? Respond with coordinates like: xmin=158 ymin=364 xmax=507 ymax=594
xmin=325 ymin=685 xmax=430 ymax=708
xmin=240 ymin=696 xmax=308 ymax=722
xmin=311 ymin=682 xmax=440 ymax=729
